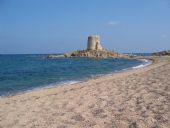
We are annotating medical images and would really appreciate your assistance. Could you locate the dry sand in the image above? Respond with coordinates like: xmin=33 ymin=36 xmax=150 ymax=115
xmin=0 ymin=56 xmax=170 ymax=128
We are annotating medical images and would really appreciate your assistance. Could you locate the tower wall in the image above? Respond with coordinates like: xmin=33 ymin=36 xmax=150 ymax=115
xmin=87 ymin=36 xmax=96 ymax=50
xmin=87 ymin=35 xmax=103 ymax=50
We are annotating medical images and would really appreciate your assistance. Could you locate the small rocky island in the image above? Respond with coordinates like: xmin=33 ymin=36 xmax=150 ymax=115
xmin=48 ymin=35 xmax=134 ymax=58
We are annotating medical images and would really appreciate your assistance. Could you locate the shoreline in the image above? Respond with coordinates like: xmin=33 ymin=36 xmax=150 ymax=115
xmin=0 ymin=56 xmax=169 ymax=128
xmin=0 ymin=58 xmax=152 ymax=98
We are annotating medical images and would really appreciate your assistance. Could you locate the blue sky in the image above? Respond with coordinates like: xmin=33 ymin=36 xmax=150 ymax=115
xmin=0 ymin=0 xmax=170 ymax=54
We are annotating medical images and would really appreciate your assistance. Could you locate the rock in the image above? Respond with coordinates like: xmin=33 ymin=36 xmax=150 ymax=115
xmin=153 ymin=50 xmax=170 ymax=56
xmin=63 ymin=50 xmax=132 ymax=58
xmin=47 ymin=50 xmax=136 ymax=59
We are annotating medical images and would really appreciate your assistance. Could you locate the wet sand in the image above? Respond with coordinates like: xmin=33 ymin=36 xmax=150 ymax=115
xmin=0 ymin=56 xmax=170 ymax=128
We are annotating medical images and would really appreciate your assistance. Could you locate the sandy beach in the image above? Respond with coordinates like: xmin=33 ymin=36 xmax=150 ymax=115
xmin=0 ymin=56 xmax=169 ymax=128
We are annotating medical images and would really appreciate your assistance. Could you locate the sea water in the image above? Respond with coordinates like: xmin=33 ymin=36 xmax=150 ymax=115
xmin=0 ymin=54 xmax=151 ymax=96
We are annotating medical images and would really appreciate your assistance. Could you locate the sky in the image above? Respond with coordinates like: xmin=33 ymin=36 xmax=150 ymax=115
xmin=0 ymin=0 xmax=170 ymax=54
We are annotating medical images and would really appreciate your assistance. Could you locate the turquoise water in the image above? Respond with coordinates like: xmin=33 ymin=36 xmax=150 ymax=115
xmin=0 ymin=54 xmax=149 ymax=96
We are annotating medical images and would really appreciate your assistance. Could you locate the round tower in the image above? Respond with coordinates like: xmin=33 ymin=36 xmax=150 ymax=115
xmin=87 ymin=35 xmax=103 ymax=50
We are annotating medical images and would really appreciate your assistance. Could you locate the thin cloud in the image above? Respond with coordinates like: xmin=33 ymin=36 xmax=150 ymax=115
xmin=107 ymin=21 xmax=120 ymax=26
xmin=161 ymin=34 xmax=167 ymax=38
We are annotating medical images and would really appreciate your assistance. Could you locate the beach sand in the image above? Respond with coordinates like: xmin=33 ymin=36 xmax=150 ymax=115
xmin=0 ymin=56 xmax=170 ymax=128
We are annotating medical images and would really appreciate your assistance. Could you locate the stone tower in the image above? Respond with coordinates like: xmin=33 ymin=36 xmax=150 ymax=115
xmin=87 ymin=35 xmax=103 ymax=50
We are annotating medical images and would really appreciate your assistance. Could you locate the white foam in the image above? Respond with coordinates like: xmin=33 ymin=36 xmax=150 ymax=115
xmin=62 ymin=80 xmax=80 ymax=85
xmin=132 ymin=64 xmax=145 ymax=69
xmin=41 ymin=80 xmax=81 ymax=89
xmin=132 ymin=59 xmax=152 ymax=69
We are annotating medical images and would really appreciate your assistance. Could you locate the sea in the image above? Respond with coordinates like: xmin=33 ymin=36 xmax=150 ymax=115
xmin=0 ymin=54 xmax=152 ymax=96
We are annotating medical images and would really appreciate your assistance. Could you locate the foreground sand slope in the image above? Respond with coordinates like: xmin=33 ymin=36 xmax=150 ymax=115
xmin=0 ymin=57 xmax=170 ymax=128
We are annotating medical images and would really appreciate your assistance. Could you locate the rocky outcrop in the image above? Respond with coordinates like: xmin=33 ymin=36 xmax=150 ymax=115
xmin=65 ymin=50 xmax=119 ymax=58
xmin=47 ymin=50 xmax=135 ymax=58
xmin=47 ymin=35 xmax=138 ymax=59
xmin=153 ymin=50 xmax=170 ymax=56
